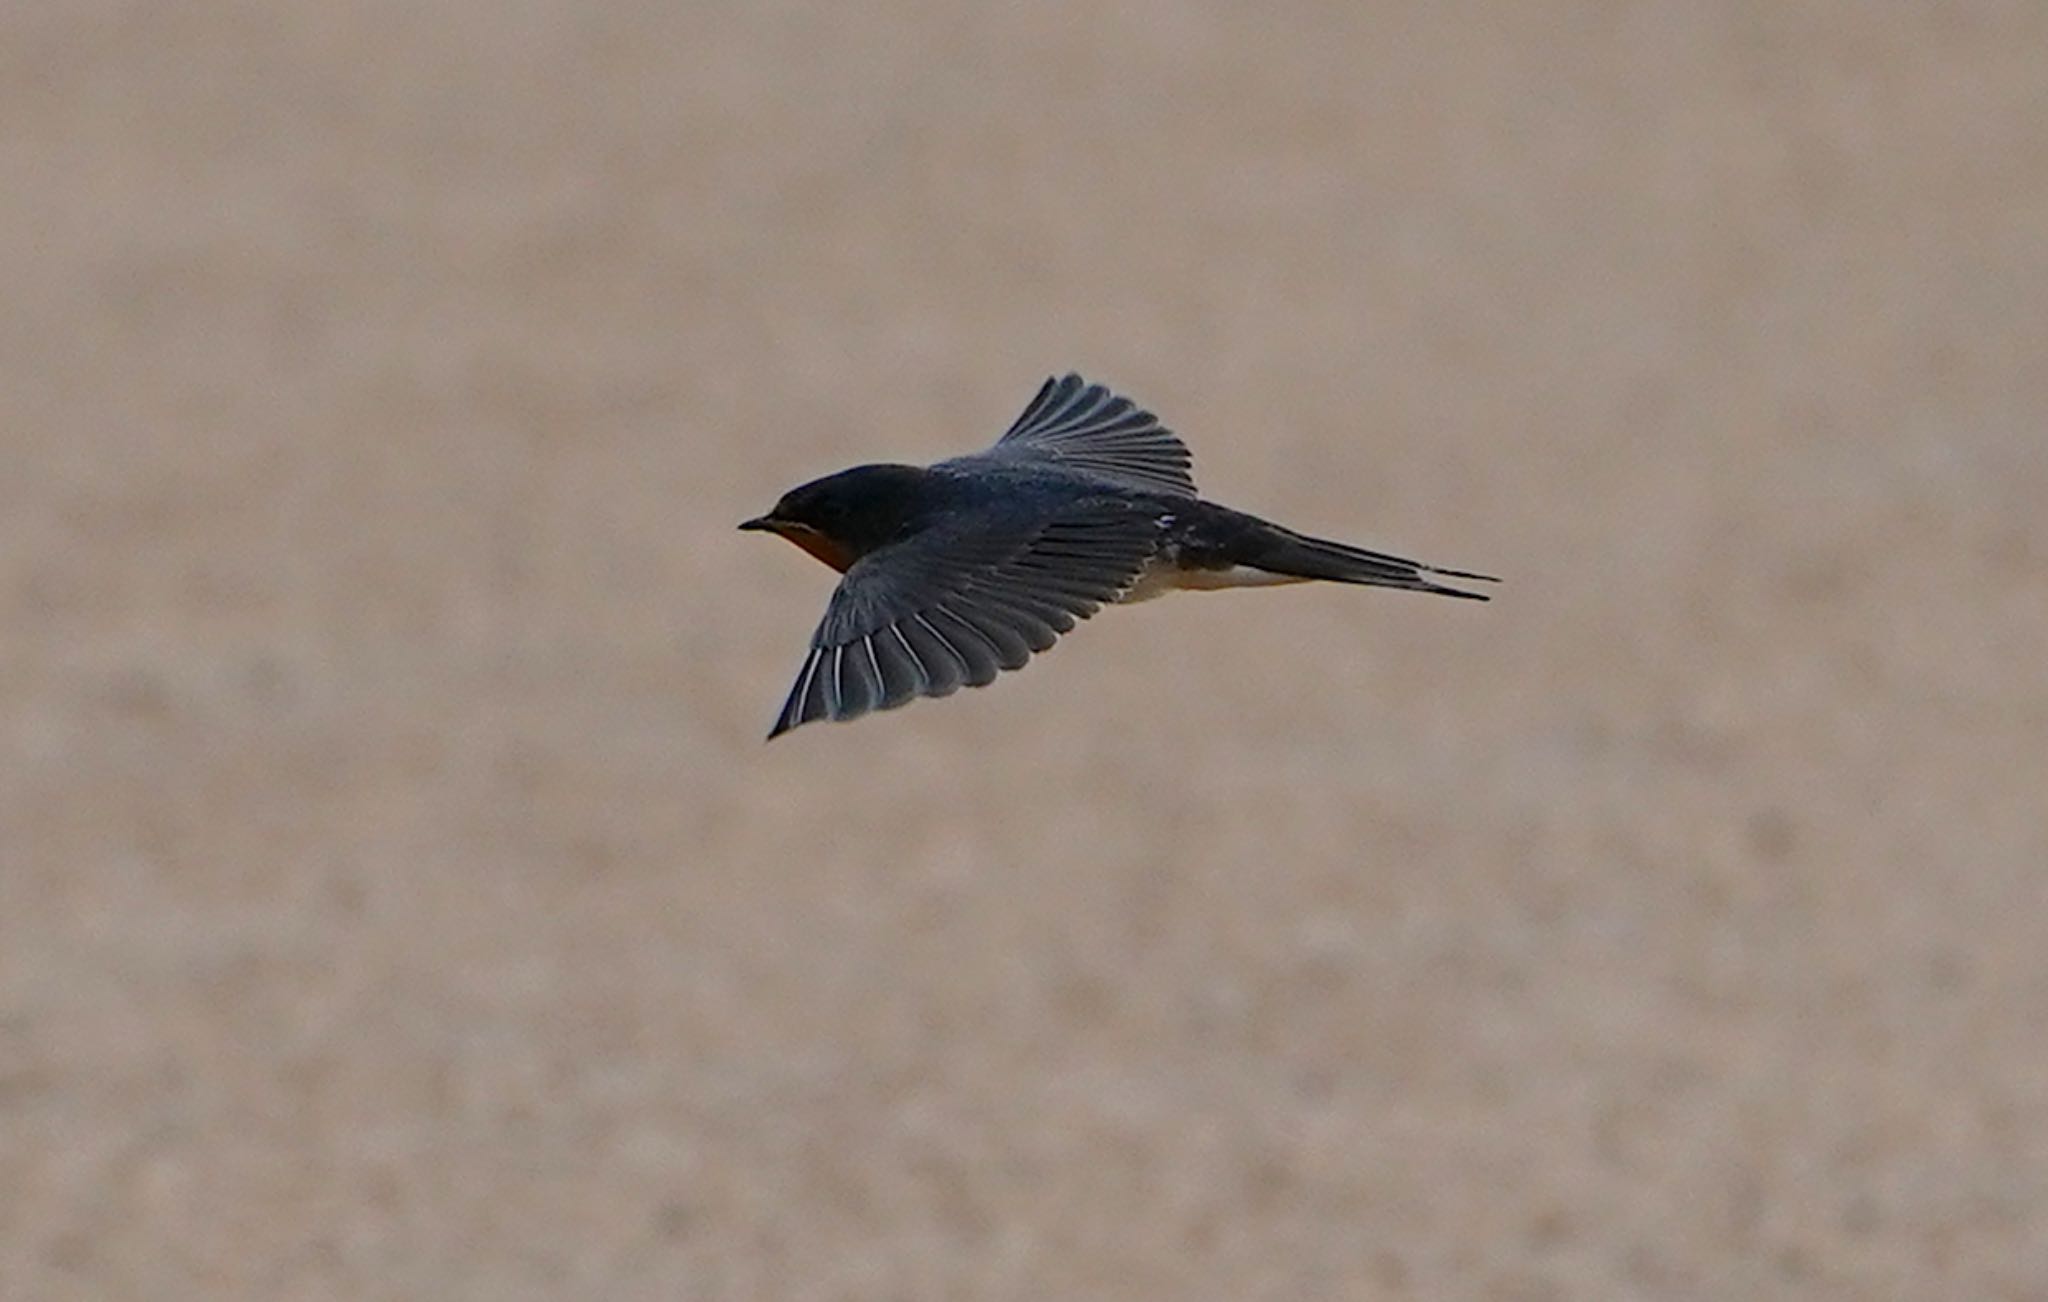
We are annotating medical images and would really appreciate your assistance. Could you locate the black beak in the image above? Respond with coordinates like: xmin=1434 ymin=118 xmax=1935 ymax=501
xmin=738 ymin=515 xmax=777 ymax=532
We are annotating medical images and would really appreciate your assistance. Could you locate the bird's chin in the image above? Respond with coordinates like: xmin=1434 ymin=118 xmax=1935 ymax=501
xmin=783 ymin=528 xmax=856 ymax=573
xmin=740 ymin=518 xmax=855 ymax=572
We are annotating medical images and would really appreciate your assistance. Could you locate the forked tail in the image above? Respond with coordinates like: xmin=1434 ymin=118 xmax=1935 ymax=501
xmin=1245 ymin=523 xmax=1499 ymax=601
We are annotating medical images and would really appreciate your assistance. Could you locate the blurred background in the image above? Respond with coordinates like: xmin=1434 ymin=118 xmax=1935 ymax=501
xmin=3 ymin=3 xmax=2044 ymax=1299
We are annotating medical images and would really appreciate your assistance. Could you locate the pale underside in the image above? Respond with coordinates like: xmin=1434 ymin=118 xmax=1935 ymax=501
xmin=1118 ymin=558 xmax=1310 ymax=603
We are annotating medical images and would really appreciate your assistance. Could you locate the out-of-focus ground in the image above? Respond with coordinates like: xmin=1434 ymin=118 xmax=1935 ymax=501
xmin=3 ymin=4 xmax=2045 ymax=1299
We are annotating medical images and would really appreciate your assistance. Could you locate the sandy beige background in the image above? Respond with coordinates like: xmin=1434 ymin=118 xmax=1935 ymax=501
xmin=4 ymin=3 xmax=2045 ymax=1299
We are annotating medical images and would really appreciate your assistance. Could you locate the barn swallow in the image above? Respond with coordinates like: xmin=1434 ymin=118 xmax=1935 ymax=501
xmin=742 ymin=373 xmax=1495 ymax=738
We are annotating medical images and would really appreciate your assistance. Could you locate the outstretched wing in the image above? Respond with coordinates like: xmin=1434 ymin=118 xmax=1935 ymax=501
xmin=959 ymin=373 xmax=1197 ymax=498
xmin=768 ymin=504 xmax=1162 ymax=738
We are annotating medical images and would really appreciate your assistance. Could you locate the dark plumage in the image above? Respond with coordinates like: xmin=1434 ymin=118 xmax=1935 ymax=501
xmin=741 ymin=373 xmax=1495 ymax=737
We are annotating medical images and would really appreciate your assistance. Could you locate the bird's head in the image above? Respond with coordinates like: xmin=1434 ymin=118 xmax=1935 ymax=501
xmin=739 ymin=463 xmax=934 ymax=572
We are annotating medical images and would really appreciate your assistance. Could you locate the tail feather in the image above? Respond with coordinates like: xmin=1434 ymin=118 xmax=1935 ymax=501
xmin=1251 ymin=527 xmax=1498 ymax=601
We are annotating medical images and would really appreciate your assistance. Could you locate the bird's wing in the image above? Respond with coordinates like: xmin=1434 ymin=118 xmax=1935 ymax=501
xmin=955 ymin=373 xmax=1197 ymax=498
xmin=768 ymin=503 xmax=1162 ymax=737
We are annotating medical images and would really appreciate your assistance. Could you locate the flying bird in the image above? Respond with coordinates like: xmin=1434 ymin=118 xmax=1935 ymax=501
xmin=742 ymin=374 xmax=1495 ymax=738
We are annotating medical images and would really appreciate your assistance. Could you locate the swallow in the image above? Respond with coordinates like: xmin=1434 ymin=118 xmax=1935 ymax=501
xmin=742 ymin=373 xmax=1496 ymax=738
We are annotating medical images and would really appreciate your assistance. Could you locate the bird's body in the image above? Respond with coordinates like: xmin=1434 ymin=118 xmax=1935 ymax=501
xmin=742 ymin=374 xmax=1494 ymax=737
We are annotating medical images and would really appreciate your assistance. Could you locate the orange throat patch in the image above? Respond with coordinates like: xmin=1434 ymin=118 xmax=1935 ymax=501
xmin=769 ymin=522 xmax=856 ymax=572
